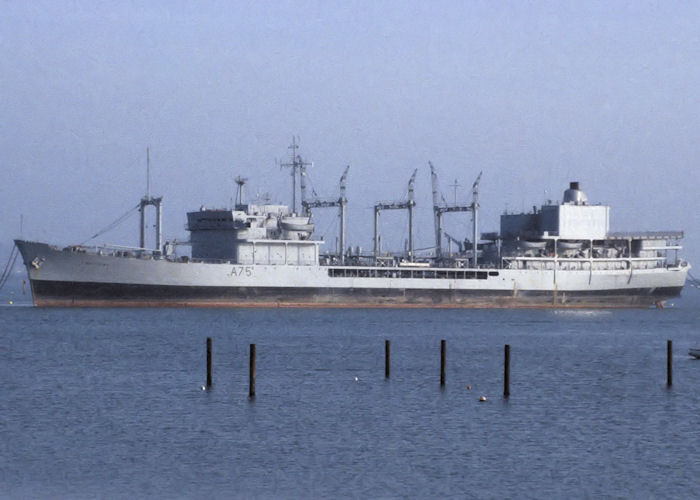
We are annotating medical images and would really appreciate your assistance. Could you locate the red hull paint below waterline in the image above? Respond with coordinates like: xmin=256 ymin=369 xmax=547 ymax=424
xmin=29 ymin=280 xmax=683 ymax=309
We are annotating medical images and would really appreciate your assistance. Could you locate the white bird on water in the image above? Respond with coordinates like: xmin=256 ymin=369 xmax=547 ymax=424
xmin=354 ymin=376 xmax=359 ymax=382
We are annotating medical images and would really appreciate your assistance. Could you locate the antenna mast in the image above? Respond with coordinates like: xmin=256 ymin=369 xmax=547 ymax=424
xmin=281 ymin=137 xmax=311 ymax=214
xmin=146 ymin=147 xmax=150 ymax=198
xmin=448 ymin=179 xmax=460 ymax=204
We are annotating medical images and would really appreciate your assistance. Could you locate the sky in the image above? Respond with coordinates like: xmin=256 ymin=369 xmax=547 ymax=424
xmin=2 ymin=0 xmax=699 ymax=279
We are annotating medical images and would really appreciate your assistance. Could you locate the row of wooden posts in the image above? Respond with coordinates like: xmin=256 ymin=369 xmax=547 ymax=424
xmin=205 ymin=338 xmax=675 ymax=397
xmin=205 ymin=338 xmax=513 ymax=398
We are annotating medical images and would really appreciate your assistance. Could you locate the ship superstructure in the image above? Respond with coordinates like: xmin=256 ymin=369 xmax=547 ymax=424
xmin=14 ymin=142 xmax=690 ymax=308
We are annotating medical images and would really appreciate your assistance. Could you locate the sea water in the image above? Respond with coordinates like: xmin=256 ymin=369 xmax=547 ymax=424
xmin=2 ymin=293 xmax=699 ymax=499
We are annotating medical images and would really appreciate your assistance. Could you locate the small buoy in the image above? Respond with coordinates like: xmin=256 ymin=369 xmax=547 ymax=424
xmin=8 ymin=301 xmax=13 ymax=305
xmin=479 ymin=396 xmax=487 ymax=402
xmin=200 ymin=385 xmax=206 ymax=391
xmin=466 ymin=385 xmax=471 ymax=390
xmin=354 ymin=376 xmax=359 ymax=382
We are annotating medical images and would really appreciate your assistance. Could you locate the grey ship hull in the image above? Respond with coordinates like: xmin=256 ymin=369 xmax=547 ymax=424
xmin=16 ymin=240 xmax=688 ymax=308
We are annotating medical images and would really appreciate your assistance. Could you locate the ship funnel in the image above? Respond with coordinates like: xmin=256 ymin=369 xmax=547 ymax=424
xmin=563 ymin=181 xmax=588 ymax=205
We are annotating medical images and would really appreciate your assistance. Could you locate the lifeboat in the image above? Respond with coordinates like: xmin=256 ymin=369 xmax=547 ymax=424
xmin=280 ymin=216 xmax=314 ymax=233
xmin=557 ymin=240 xmax=583 ymax=250
xmin=518 ymin=240 xmax=547 ymax=249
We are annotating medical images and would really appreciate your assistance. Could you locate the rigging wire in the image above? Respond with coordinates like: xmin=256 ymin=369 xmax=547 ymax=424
xmin=0 ymin=245 xmax=19 ymax=291
xmin=78 ymin=203 xmax=141 ymax=246
xmin=314 ymin=212 xmax=338 ymax=249
xmin=0 ymin=245 xmax=17 ymax=281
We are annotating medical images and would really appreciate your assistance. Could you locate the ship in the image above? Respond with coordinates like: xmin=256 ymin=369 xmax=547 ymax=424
xmin=14 ymin=142 xmax=690 ymax=308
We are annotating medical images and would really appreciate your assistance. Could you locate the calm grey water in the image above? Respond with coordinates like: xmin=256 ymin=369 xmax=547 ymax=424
xmin=2 ymin=295 xmax=700 ymax=499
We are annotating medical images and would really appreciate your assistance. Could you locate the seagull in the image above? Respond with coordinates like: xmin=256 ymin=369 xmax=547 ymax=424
xmin=354 ymin=376 xmax=359 ymax=382
xmin=200 ymin=385 xmax=207 ymax=391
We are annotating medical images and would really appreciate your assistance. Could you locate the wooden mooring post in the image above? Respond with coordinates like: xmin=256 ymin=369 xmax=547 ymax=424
xmin=504 ymin=344 xmax=510 ymax=397
xmin=440 ymin=340 xmax=446 ymax=387
xmin=249 ymin=343 xmax=256 ymax=398
xmin=667 ymin=339 xmax=672 ymax=387
xmin=385 ymin=340 xmax=390 ymax=379
xmin=206 ymin=337 xmax=212 ymax=387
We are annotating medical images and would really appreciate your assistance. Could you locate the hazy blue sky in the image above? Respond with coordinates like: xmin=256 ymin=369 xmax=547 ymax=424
xmin=2 ymin=1 xmax=699 ymax=269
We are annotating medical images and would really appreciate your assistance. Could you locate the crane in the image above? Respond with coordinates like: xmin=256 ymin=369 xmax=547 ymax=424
xmin=374 ymin=169 xmax=417 ymax=262
xmin=302 ymin=166 xmax=350 ymax=263
xmin=429 ymin=162 xmax=482 ymax=267
xmin=429 ymin=162 xmax=472 ymax=261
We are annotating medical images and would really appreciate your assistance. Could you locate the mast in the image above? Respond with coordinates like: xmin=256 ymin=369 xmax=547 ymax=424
xmin=339 ymin=166 xmax=349 ymax=264
xmin=290 ymin=138 xmax=298 ymax=213
xmin=449 ymin=178 xmax=460 ymax=204
xmin=139 ymin=147 xmax=163 ymax=253
xmin=140 ymin=148 xmax=149 ymax=249
xmin=407 ymin=168 xmax=417 ymax=262
xmin=300 ymin=163 xmax=308 ymax=215
xmin=146 ymin=147 xmax=150 ymax=198
xmin=430 ymin=162 xmax=442 ymax=259
xmin=235 ymin=176 xmax=248 ymax=208
xmin=374 ymin=206 xmax=380 ymax=259
xmin=472 ymin=171 xmax=482 ymax=268
xmin=139 ymin=199 xmax=146 ymax=250
xmin=281 ymin=137 xmax=311 ymax=214
xmin=156 ymin=198 xmax=162 ymax=253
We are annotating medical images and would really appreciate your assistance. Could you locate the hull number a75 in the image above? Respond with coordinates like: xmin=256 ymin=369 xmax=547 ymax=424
xmin=229 ymin=266 xmax=254 ymax=277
